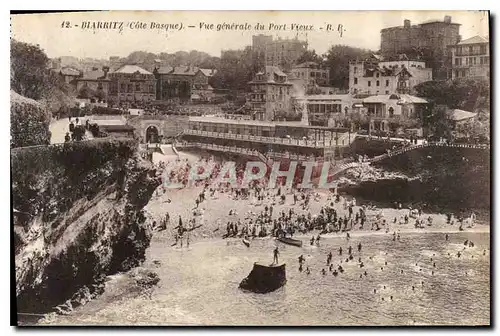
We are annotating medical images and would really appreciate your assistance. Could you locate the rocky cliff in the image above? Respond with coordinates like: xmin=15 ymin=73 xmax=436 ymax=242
xmin=339 ymin=146 xmax=490 ymax=214
xmin=12 ymin=139 xmax=161 ymax=317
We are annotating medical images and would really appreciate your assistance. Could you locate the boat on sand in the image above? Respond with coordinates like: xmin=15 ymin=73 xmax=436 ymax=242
xmin=277 ymin=236 xmax=303 ymax=247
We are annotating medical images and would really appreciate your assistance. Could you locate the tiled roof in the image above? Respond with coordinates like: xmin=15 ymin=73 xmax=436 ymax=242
xmin=457 ymin=35 xmax=489 ymax=45
xmin=266 ymin=65 xmax=286 ymax=77
xmin=113 ymin=65 xmax=152 ymax=75
xmin=157 ymin=66 xmax=214 ymax=76
xmin=294 ymin=61 xmax=320 ymax=68
xmin=447 ymin=109 xmax=477 ymax=121
xmin=363 ymin=94 xmax=427 ymax=104
xmin=199 ymin=68 xmax=217 ymax=77
xmin=60 ymin=67 xmax=80 ymax=76
xmin=78 ymin=69 xmax=110 ymax=81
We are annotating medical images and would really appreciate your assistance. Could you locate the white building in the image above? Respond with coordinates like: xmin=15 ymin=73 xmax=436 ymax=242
xmin=349 ymin=56 xmax=432 ymax=96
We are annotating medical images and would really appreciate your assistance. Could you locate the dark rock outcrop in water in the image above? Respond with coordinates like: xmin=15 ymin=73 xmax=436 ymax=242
xmin=239 ymin=263 xmax=286 ymax=293
xmin=12 ymin=139 xmax=161 ymax=317
xmin=340 ymin=146 xmax=490 ymax=213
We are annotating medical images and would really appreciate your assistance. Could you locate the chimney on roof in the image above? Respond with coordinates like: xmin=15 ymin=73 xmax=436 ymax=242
xmin=444 ymin=16 xmax=451 ymax=24
xmin=102 ymin=66 xmax=109 ymax=78
xmin=404 ymin=19 xmax=411 ymax=28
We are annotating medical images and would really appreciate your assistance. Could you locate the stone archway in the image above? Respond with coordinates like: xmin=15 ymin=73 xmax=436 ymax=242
xmin=146 ymin=125 xmax=159 ymax=143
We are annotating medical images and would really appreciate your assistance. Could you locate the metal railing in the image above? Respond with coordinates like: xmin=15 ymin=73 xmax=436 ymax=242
xmin=183 ymin=129 xmax=354 ymax=148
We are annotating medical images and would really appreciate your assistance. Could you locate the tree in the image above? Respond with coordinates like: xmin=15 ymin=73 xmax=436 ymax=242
xmin=414 ymin=78 xmax=490 ymax=111
xmin=296 ymin=49 xmax=323 ymax=65
xmin=322 ymin=45 xmax=375 ymax=89
xmin=210 ymin=47 xmax=256 ymax=91
xmin=11 ymin=40 xmax=50 ymax=100
xmin=11 ymin=39 xmax=76 ymax=116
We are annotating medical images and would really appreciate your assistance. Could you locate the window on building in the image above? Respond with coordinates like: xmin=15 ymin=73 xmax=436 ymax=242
xmin=455 ymin=70 xmax=460 ymax=78
xmin=97 ymin=83 xmax=103 ymax=90
xmin=385 ymin=80 xmax=389 ymax=86
xmin=149 ymin=85 xmax=154 ymax=93
xmin=385 ymin=91 xmax=389 ymax=94
xmin=462 ymin=70 xmax=466 ymax=77
xmin=455 ymin=58 xmax=460 ymax=65
xmin=127 ymin=84 xmax=132 ymax=92
xmin=120 ymin=84 xmax=126 ymax=92
xmin=136 ymin=83 xmax=141 ymax=91
xmin=354 ymin=78 xmax=358 ymax=84
xmin=469 ymin=46 xmax=473 ymax=54
xmin=376 ymin=73 xmax=380 ymax=78
xmin=354 ymin=67 xmax=357 ymax=73
xmin=480 ymin=45 xmax=487 ymax=54
xmin=376 ymin=80 xmax=380 ymax=86
xmin=388 ymin=107 xmax=394 ymax=117
xmin=368 ymin=81 xmax=371 ymax=87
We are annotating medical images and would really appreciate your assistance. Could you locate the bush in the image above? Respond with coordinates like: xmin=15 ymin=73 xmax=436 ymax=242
xmin=11 ymin=90 xmax=51 ymax=148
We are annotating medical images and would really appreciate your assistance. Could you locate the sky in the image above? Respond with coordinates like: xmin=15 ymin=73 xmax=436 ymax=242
xmin=10 ymin=10 xmax=489 ymax=60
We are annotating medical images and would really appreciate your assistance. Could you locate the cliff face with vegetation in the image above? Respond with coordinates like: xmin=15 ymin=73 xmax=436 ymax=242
xmin=12 ymin=139 xmax=161 ymax=314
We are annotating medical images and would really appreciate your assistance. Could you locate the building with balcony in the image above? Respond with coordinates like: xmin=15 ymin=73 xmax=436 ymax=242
xmin=182 ymin=116 xmax=355 ymax=161
xmin=57 ymin=66 xmax=81 ymax=85
xmin=380 ymin=16 xmax=461 ymax=80
xmin=362 ymin=94 xmax=428 ymax=135
xmin=248 ymin=66 xmax=294 ymax=121
xmin=75 ymin=66 xmax=111 ymax=102
xmin=107 ymin=65 xmax=156 ymax=106
xmin=290 ymin=62 xmax=330 ymax=86
xmin=153 ymin=66 xmax=216 ymax=103
xmin=448 ymin=35 xmax=490 ymax=80
xmin=349 ymin=56 xmax=432 ymax=96
xmin=295 ymin=95 xmax=358 ymax=128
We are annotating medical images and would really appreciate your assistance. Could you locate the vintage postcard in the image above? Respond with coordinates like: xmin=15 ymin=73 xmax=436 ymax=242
xmin=11 ymin=10 xmax=490 ymax=326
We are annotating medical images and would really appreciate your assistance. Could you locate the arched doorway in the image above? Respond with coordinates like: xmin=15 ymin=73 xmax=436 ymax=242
xmin=145 ymin=125 xmax=159 ymax=143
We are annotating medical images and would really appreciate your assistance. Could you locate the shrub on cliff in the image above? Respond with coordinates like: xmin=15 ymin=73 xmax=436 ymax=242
xmin=10 ymin=90 xmax=51 ymax=148
xmin=11 ymin=138 xmax=137 ymax=217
